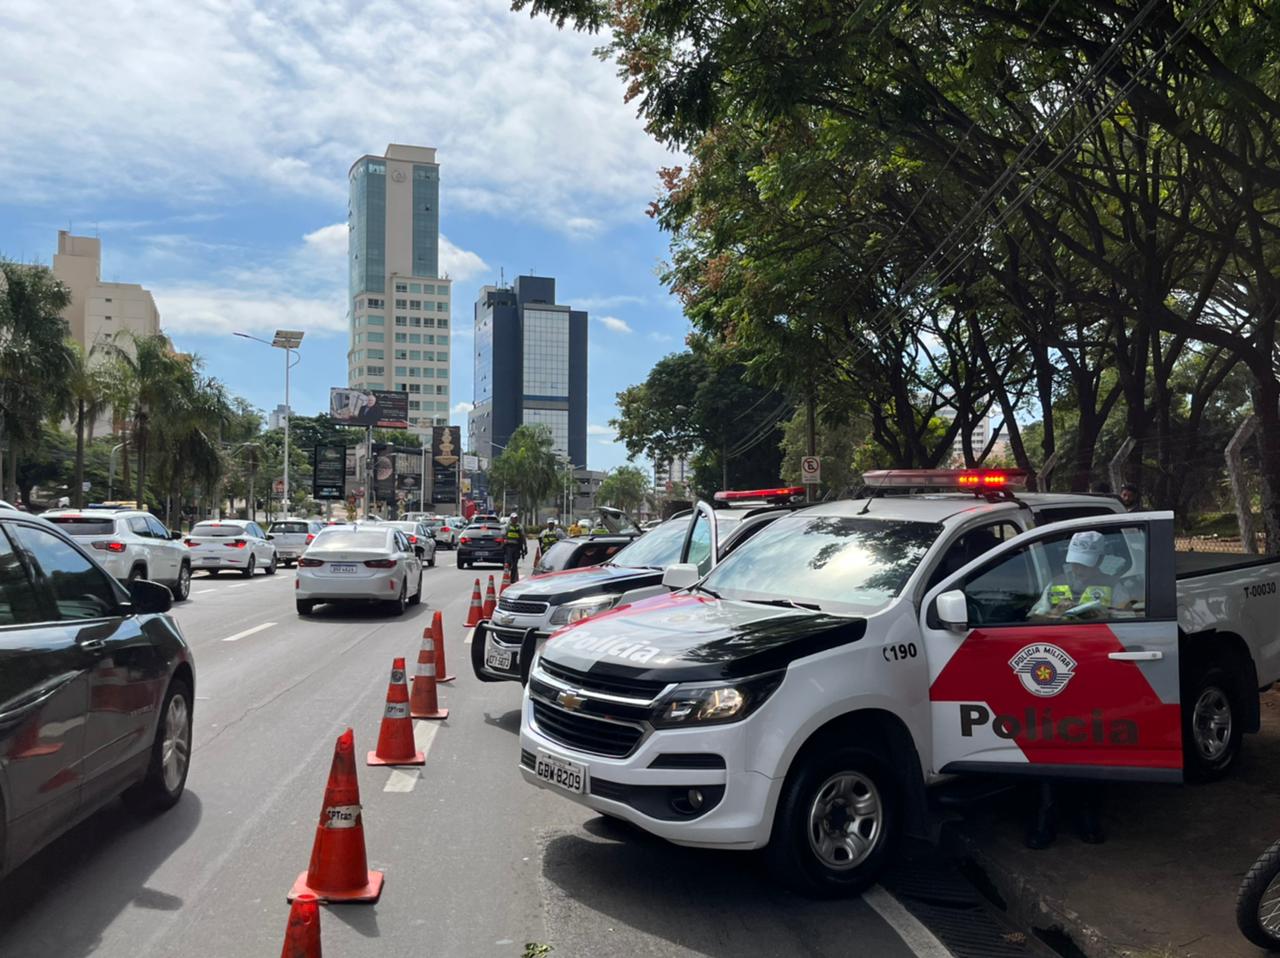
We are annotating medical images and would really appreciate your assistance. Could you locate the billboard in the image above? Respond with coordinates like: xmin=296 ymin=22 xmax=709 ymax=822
xmin=372 ymin=443 xmax=396 ymax=504
xmin=431 ymin=426 xmax=461 ymax=505
xmin=312 ymin=444 xmax=347 ymax=501
xmin=329 ymin=387 xmax=410 ymax=429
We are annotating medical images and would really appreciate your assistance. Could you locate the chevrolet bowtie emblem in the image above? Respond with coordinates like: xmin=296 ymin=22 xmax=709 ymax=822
xmin=557 ymin=690 xmax=586 ymax=711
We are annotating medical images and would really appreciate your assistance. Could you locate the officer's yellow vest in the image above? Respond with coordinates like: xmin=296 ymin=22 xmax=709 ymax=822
xmin=1048 ymin=583 xmax=1113 ymax=608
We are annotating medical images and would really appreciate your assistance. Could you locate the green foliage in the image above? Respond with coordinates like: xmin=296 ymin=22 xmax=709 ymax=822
xmin=778 ymin=406 xmax=868 ymax=496
xmin=596 ymin=464 xmax=651 ymax=513
xmin=489 ymin=424 xmax=562 ymax=516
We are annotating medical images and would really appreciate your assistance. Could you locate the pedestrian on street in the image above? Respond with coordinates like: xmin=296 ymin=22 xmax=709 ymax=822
xmin=1120 ymin=482 xmax=1141 ymax=512
xmin=539 ymin=518 xmax=565 ymax=554
xmin=504 ymin=511 xmax=527 ymax=584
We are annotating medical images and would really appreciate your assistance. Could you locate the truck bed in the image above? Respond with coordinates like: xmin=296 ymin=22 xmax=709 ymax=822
xmin=1175 ymin=551 xmax=1279 ymax=579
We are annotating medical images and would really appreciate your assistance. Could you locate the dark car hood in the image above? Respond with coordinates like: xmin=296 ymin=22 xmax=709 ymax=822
xmin=541 ymin=593 xmax=867 ymax=682
xmin=505 ymin=564 xmax=660 ymax=604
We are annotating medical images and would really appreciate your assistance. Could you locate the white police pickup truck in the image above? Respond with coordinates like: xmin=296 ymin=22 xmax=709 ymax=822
xmin=519 ymin=470 xmax=1280 ymax=896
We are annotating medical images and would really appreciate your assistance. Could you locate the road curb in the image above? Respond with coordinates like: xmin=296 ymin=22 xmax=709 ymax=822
xmin=942 ymin=825 xmax=1115 ymax=958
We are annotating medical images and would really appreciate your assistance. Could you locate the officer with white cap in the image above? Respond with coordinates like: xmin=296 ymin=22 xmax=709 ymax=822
xmin=1030 ymin=530 xmax=1136 ymax=619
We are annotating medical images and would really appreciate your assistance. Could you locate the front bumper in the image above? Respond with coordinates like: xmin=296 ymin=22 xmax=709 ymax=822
xmin=471 ymin=620 xmax=551 ymax=682
xmin=190 ymin=552 xmax=248 ymax=569
xmin=296 ymin=570 xmax=403 ymax=601
xmin=518 ymin=690 xmax=776 ymax=849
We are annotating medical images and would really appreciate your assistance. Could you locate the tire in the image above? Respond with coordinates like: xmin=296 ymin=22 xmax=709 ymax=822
xmin=296 ymin=599 xmax=315 ymax=616
xmin=128 ymin=564 xmax=147 ymax=583
xmin=428 ymin=552 xmax=436 ymax=568
xmin=1237 ymin=839 xmax=1280 ymax=950
xmin=408 ymin=571 xmax=423 ymax=606
xmin=123 ymin=676 xmax=192 ymax=814
xmin=241 ymin=555 xmax=256 ymax=578
xmin=265 ymin=552 xmax=277 ymax=576
xmin=171 ymin=563 xmax=191 ymax=602
xmin=386 ymin=581 xmax=407 ymax=616
xmin=1183 ymin=664 xmax=1243 ymax=782
xmin=766 ymin=745 xmax=899 ymax=898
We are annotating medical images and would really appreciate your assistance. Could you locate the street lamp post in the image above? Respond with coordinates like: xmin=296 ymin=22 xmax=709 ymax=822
xmin=234 ymin=329 xmax=305 ymax=520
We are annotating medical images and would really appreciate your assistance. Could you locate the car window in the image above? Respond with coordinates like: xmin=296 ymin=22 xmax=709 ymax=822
xmin=311 ymin=530 xmax=390 ymax=550
xmin=270 ymin=521 xmax=311 ymax=534
xmin=959 ymin=524 xmax=1149 ymax=626
xmin=45 ymin=515 xmax=117 ymax=536
xmin=926 ymin=521 xmax=1023 ymax=591
xmin=9 ymin=524 xmax=120 ymax=620
xmin=686 ymin=511 xmax=714 ymax=575
xmin=0 ymin=527 xmax=48 ymax=625
xmin=128 ymin=516 xmax=153 ymax=538
xmin=538 ymin=540 xmax=578 ymax=571
xmin=192 ymin=522 xmax=246 ymax=537
xmin=608 ymin=517 xmax=689 ymax=569
xmin=1034 ymin=505 xmax=1117 ymax=526
xmin=146 ymin=516 xmax=170 ymax=539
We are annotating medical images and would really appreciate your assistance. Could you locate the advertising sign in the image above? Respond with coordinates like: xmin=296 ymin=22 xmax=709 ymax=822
xmin=372 ymin=443 xmax=396 ymax=504
xmin=329 ymin=387 xmax=410 ymax=429
xmin=431 ymin=426 xmax=461 ymax=505
xmin=312 ymin=444 xmax=347 ymax=501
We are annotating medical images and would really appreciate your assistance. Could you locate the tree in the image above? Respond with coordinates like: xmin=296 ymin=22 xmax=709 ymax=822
xmin=596 ymin=465 xmax=651 ymax=514
xmin=778 ymin=406 xmax=867 ymax=497
xmin=489 ymin=424 xmax=561 ymax=517
xmin=0 ymin=261 xmax=73 ymax=501
xmin=60 ymin=340 xmax=112 ymax=508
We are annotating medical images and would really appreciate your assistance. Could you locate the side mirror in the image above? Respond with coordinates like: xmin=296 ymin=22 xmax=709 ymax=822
xmin=128 ymin=578 xmax=173 ymax=614
xmin=169 ymin=530 xmax=183 ymax=540
xmin=266 ymin=533 xmax=275 ymax=541
xmin=936 ymin=589 xmax=969 ymax=631
xmin=662 ymin=563 xmax=700 ymax=591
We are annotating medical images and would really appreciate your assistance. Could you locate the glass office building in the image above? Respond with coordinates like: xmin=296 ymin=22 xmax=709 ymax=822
xmin=347 ymin=144 xmax=451 ymax=433
xmin=469 ymin=276 xmax=587 ymax=468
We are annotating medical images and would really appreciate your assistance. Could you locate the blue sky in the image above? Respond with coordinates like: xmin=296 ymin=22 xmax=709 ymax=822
xmin=0 ymin=0 xmax=690 ymax=471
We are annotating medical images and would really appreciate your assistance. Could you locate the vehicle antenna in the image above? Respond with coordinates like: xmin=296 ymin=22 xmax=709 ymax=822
xmin=857 ymin=471 xmax=893 ymax=515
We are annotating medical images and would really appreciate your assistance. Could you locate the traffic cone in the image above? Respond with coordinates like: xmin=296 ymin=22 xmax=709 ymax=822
xmin=534 ymin=545 xmax=542 ymax=567
xmin=464 ymin=578 xmax=483 ymax=627
xmin=368 ymin=658 xmax=425 ymax=766
xmin=288 ymin=728 xmax=384 ymax=903
xmin=482 ymin=575 xmax=497 ymax=619
xmin=279 ymin=893 xmax=322 ymax=957
xmin=433 ymin=610 xmax=455 ymax=683
xmin=500 ymin=567 xmax=511 ymax=594
xmin=410 ymin=631 xmax=449 ymax=720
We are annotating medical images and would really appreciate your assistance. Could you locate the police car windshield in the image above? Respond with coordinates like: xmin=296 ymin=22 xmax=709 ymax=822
xmin=699 ymin=514 xmax=943 ymax=614
xmin=606 ymin=516 xmax=689 ymax=569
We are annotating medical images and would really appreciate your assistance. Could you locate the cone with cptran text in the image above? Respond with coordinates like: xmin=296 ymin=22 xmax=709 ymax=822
xmin=279 ymin=893 xmax=322 ymax=957
xmin=288 ymin=728 xmax=384 ymax=904
xmin=464 ymin=578 xmax=483 ymax=627
xmin=500 ymin=567 xmax=511 ymax=594
xmin=410 ymin=630 xmax=449 ymax=720
xmin=482 ymin=575 xmax=497 ymax=619
xmin=368 ymin=658 xmax=425 ymax=766
xmin=432 ymin=609 xmax=455 ymax=683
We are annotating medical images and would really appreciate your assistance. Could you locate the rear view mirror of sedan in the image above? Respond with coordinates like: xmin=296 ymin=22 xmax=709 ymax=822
xmin=662 ymin=563 xmax=700 ymax=591
xmin=128 ymin=578 xmax=173 ymax=614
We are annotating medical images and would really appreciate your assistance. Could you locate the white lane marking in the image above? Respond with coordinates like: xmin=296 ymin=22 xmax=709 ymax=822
xmin=226 ymin=582 xmax=252 ymax=589
xmin=383 ymin=769 xmax=420 ymax=792
xmin=864 ymin=885 xmax=954 ymax=958
xmin=413 ymin=720 xmax=440 ymax=755
xmin=194 ymin=588 xmax=215 ymax=594
xmin=221 ymin=622 xmax=276 ymax=643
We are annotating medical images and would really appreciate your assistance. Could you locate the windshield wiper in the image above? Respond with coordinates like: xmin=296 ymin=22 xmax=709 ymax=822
xmin=694 ymin=584 xmax=722 ymax=599
xmin=745 ymin=597 xmax=821 ymax=611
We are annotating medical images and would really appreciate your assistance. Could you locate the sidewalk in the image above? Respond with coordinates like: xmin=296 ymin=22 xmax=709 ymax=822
xmin=946 ymin=689 xmax=1280 ymax=958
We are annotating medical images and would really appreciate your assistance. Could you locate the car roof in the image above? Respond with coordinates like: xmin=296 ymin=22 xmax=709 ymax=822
xmin=44 ymin=508 xmax=145 ymax=519
xmin=793 ymin=492 xmax=1121 ymax=525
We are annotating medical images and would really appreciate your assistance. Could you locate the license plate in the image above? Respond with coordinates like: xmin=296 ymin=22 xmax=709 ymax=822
xmin=199 ymin=559 xmax=218 ymax=566
xmin=331 ymin=563 xmax=358 ymax=574
xmin=535 ymin=751 xmax=586 ymax=794
xmin=485 ymin=646 xmax=513 ymax=671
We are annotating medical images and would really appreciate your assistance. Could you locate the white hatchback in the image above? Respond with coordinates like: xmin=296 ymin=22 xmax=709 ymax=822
xmin=185 ymin=519 xmax=278 ymax=576
xmin=295 ymin=525 xmax=423 ymax=616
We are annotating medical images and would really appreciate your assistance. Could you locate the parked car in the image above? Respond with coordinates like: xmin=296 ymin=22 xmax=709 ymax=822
xmin=295 ymin=524 xmax=424 ymax=616
xmin=387 ymin=520 xmax=438 ymax=567
xmin=44 ymin=507 xmax=192 ymax=600
xmin=0 ymin=505 xmax=195 ymax=879
xmin=184 ymin=519 xmax=278 ymax=577
xmin=266 ymin=518 xmax=325 ymax=567
xmin=457 ymin=521 xmax=508 ymax=570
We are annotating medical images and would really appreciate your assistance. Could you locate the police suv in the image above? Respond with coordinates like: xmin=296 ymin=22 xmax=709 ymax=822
xmin=519 ymin=470 xmax=1280 ymax=896
xmin=471 ymin=491 xmax=800 ymax=686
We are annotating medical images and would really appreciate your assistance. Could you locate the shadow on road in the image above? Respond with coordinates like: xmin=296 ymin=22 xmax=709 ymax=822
xmin=323 ymin=903 xmax=381 ymax=938
xmin=483 ymin=708 xmax=522 ymax=735
xmin=299 ymin=602 xmax=434 ymax=625
xmin=0 ymin=792 xmax=204 ymax=958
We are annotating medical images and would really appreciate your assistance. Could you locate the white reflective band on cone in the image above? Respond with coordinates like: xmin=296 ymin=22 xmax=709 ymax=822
xmin=323 ymin=804 xmax=362 ymax=828
xmin=384 ymin=702 xmax=409 ymax=719
xmin=421 ymin=639 xmax=436 ymax=652
xmin=416 ymin=661 xmax=437 ymax=677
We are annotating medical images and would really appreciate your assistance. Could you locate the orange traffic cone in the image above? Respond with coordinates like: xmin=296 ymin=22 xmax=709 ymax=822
xmin=410 ymin=631 xmax=449 ymax=720
xmin=482 ymin=576 xmax=497 ymax=619
xmin=433 ymin=610 xmax=455 ymax=683
xmin=500 ymin=567 xmax=511 ymax=594
xmin=534 ymin=545 xmax=542 ymax=567
xmin=368 ymin=658 xmax=425 ymax=766
xmin=288 ymin=728 xmax=384 ymax=903
xmin=464 ymin=578 xmax=483 ymax=627
xmin=280 ymin=893 xmax=322 ymax=957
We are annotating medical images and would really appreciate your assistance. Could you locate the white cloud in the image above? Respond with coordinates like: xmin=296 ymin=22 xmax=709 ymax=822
xmin=595 ymin=315 xmax=633 ymax=334
xmin=595 ymin=438 xmax=619 ymax=446
xmin=587 ymin=423 xmax=615 ymax=436
xmin=574 ymin=294 xmax=646 ymax=310
xmin=647 ymin=331 xmax=676 ymax=343
xmin=439 ymin=236 xmax=488 ymax=282
xmin=303 ymin=223 xmax=347 ymax=258
xmin=453 ymin=401 xmax=475 ymax=415
xmin=153 ymin=286 xmax=346 ymax=337
xmin=0 ymin=0 xmax=674 ymax=232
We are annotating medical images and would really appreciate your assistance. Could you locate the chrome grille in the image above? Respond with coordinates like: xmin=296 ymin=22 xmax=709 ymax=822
xmin=531 ymin=699 xmax=644 ymax=758
xmin=498 ymin=595 xmax=550 ymax=615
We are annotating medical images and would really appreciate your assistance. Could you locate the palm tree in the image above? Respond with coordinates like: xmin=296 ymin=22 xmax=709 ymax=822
xmin=61 ymin=340 xmax=112 ymax=508
xmin=0 ymin=261 xmax=73 ymax=502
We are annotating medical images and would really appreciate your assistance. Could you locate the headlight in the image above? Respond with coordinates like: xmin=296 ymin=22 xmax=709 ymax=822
xmin=652 ymin=672 xmax=785 ymax=728
xmin=548 ymin=594 xmax=620 ymax=626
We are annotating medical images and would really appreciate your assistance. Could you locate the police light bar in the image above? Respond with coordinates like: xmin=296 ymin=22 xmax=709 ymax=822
xmin=713 ymin=486 xmax=807 ymax=504
xmin=861 ymin=469 xmax=1027 ymax=490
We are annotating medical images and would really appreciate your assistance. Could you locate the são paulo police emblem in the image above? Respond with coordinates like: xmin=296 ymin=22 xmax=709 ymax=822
xmin=1009 ymin=643 xmax=1077 ymax=697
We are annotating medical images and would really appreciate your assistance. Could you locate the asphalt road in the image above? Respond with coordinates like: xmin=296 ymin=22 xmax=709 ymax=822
xmin=0 ymin=551 xmax=947 ymax=958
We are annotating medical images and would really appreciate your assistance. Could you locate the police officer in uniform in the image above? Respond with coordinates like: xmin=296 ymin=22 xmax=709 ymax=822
xmin=1030 ymin=530 xmax=1137 ymax=620
xmin=503 ymin=512 xmax=527 ymax=584
xmin=539 ymin=518 xmax=564 ymax=554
